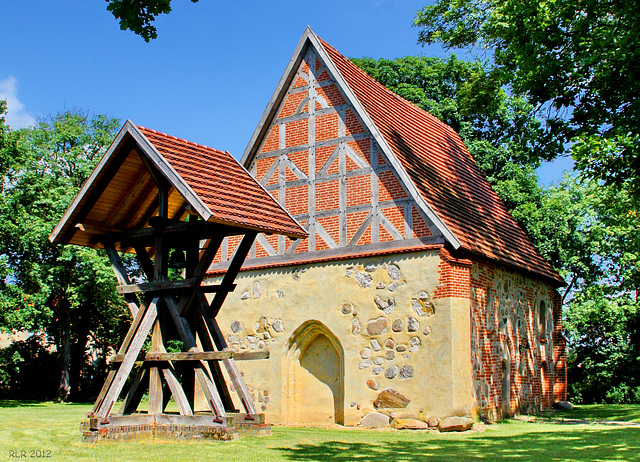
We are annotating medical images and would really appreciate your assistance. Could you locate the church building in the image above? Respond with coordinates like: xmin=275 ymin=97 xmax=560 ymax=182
xmin=205 ymin=28 xmax=567 ymax=425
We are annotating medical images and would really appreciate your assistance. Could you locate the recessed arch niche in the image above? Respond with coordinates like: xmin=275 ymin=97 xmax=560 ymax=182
xmin=282 ymin=320 xmax=345 ymax=424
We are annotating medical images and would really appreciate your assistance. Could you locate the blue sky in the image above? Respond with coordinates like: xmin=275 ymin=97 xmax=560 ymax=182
xmin=0 ymin=0 xmax=572 ymax=183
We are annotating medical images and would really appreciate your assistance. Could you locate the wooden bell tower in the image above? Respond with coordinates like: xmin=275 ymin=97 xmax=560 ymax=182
xmin=50 ymin=122 xmax=307 ymax=441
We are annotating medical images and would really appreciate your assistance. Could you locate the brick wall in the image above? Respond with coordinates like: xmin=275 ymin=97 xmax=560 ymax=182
xmin=214 ymin=47 xmax=437 ymax=263
xmin=468 ymin=258 xmax=565 ymax=419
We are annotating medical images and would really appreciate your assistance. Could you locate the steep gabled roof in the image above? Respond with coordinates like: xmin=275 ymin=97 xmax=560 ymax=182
xmin=318 ymin=39 xmax=561 ymax=284
xmin=243 ymin=28 xmax=562 ymax=285
xmin=50 ymin=121 xmax=307 ymax=248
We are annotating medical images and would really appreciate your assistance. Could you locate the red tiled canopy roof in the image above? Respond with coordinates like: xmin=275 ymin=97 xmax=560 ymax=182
xmin=50 ymin=122 xmax=306 ymax=248
xmin=138 ymin=126 xmax=306 ymax=238
xmin=318 ymin=37 xmax=563 ymax=285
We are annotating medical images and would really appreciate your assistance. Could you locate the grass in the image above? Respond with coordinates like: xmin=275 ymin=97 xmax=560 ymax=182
xmin=0 ymin=401 xmax=638 ymax=461
xmin=547 ymin=404 xmax=640 ymax=423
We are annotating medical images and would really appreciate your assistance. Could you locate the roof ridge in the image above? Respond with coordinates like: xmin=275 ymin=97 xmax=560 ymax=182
xmin=317 ymin=37 xmax=457 ymax=138
xmin=138 ymin=125 xmax=227 ymax=154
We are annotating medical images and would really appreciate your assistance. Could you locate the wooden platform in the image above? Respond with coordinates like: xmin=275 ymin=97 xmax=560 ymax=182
xmin=81 ymin=413 xmax=271 ymax=442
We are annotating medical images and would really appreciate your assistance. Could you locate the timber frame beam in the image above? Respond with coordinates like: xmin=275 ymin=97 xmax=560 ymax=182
xmin=89 ymin=198 xmax=263 ymax=431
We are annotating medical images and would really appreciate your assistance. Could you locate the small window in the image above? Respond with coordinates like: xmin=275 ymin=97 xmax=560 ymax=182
xmin=538 ymin=301 xmax=547 ymax=339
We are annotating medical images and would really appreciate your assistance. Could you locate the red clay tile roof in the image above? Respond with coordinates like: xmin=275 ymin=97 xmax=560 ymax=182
xmin=319 ymin=38 xmax=563 ymax=285
xmin=138 ymin=126 xmax=307 ymax=239
xmin=50 ymin=123 xmax=307 ymax=248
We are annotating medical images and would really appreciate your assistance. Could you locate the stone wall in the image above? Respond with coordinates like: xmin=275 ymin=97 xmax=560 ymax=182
xmin=209 ymin=249 xmax=476 ymax=426
xmin=469 ymin=259 xmax=566 ymax=420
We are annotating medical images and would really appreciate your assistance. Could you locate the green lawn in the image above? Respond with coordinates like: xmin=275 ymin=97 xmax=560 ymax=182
xmin=548 ymin=404 xmax=640 ymax=423
xmin=0 ymin=401 xmax=638 ymax=462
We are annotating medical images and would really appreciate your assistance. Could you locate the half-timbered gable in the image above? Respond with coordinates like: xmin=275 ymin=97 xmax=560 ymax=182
xmin=213 ymin=34 xmax=450 ymax=269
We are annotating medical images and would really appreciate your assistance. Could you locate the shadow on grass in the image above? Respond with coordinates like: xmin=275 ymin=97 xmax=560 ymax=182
xmin=551 ymin=404 xmax=640 ymax=423
xmin=0 ymin=400 xmax=46 ymax=408
xmin=275 ymin=427 xmax=640 ymax=461
xmin=0 ymin=399 xmax=95 ymax=408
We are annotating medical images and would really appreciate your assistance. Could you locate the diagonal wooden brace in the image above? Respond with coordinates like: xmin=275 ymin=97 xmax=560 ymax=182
xmin=197 ymin=293 xmax=257 ymax=416
xmin=95 ymin=297 xmax=159 ymax=420
xmin=162 ymin=294 xmax=227 ymax=419
xmin=92 ymin=296 xmax=151 ymax=414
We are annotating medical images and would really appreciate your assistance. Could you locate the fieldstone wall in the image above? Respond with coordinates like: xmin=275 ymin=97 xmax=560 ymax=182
xmin=470 ymin=259 xmax=565 ymax=420
xmin=209 ymin=249 xmax=475 ymax=425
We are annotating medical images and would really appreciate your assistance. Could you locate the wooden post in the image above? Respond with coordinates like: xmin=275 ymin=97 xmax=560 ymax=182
xmin=103 ymin=243 xmax=139 ymax=317
xmin=148 ymin=318 xmax=164 ymax=414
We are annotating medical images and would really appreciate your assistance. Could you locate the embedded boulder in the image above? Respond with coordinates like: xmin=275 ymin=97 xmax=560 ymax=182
xmin=361 ymin=412 xmax=390 ymax=428
xmin=373 ymin=388 xmax=410 ymax=409
xmin=426 ymin=416 xmax=441 ymax=428
xmin=391 ymin=418 xmax=429 ymax=430
xmin=367 ymin=317 xmax=389 ymax=336
xmin=438 ymin=416 xmax=474 ymax=432
xmin=387 ymin=264 xmax=402 ymax=280
xmin=354 ymin=272 xmax=373 ymax=288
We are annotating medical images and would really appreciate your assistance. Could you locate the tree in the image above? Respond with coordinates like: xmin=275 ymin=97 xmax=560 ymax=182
xmin=106 ymin=0 xmax=200 ymax=42
xmin=565 ymin=290 xmax=640 ymax=404
xmin=0 ymin=109 xmax=128 ymax=400
xmin=351 ymin=55 xmax=554 ymax=182
xmin=414 ymin=0 xmax=640 ymax=192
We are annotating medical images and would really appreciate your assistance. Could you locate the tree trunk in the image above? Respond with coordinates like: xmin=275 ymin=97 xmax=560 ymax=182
xmin=56 ymin=308 xmax=72 ymax=402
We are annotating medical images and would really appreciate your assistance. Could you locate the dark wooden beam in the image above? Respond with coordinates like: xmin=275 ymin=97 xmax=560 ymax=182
xmin=208 ymin=231 xmax=257 ymax=318
xmin=117 ymin=280 xmax=235 ymax=295
xmin=196 ymin=294 xmax=258 ymax=416
xmin=103 ymin=243 xmax=140 ymax=317
xmin=161 ymin=295 xmax=227 ymax=418
xmin=109 ymin=350 xmax=268 ymax=363
xmin=95 ymin=220 xmax=244 ymax=249
xmin=175 ymin=235 xmax=225 ymax=316
xmin=118 ymin=367 xmax=148 ymax=415
xmin=134 ymin=245 xmax=155 ymax=281
xmin=148 ymin=316 xmax=164 ymax=414
xmin=161 ymin=365 xmax=193 ymax=416
xmin=193 ymin=314 xmax=235 ymax=412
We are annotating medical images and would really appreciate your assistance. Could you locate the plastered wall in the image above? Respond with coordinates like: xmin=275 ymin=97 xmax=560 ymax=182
xmin=209 ymin=249 xmax=476 ymax=425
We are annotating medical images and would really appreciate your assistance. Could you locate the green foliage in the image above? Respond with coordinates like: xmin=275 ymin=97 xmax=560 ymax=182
xmin=106 ymin=0 xmax=200 ymax=41
xmin=565 ymin=291 xmax=640 ymax=404
xmin=414 ymin=0 xmax=640 ymax=192
xmin=350 ymin=55 xmax=554 ymax=183
xmin=0 ymin=107 xmax=127 ymax=400
xmin=0 ymin=335 xmax=58 ymax=399
xmin=520 ymin=177 xmax=640 ymax=404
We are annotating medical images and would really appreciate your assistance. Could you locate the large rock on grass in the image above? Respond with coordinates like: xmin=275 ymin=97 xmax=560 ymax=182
xmin=438 ymin=416 xmax=474 ymax=432
xmin=361 ymin=412 xmax=390 ymax=427
xmin=391 ymin=418 xmax=429 ymax=430
xmin=553 ymin=401 xmax=573 ymax=410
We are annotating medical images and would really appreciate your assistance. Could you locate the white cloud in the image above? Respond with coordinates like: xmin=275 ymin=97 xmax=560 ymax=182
xmin=0 ymin=76 xmax=36 ymax=129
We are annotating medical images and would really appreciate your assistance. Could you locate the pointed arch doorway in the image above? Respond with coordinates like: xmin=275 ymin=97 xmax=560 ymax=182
xmin=283 ymin=321 xmax=345 ymax=425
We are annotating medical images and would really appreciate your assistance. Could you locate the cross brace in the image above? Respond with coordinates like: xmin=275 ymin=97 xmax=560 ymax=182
xmin=90 ymin=220 xmax=261 ymax=425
